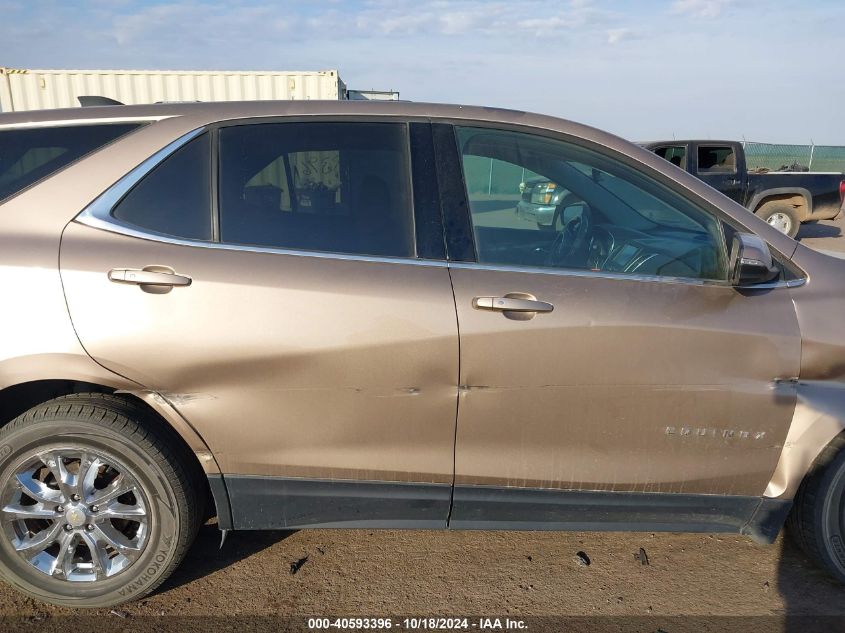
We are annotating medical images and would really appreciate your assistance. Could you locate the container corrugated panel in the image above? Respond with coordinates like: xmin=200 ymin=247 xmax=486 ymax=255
xmin=0 ymin=68 xmax=344 ymax=112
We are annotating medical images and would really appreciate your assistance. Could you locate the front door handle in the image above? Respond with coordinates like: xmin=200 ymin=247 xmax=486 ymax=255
xmin=473 ymin=295 xmax=554 ymax=313
xmin=108 ymin=267 xmax=192 ymax=287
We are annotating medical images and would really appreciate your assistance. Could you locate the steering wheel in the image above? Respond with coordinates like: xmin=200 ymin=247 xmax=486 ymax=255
xmin=545 ymin=202 xmax=593 ymax=268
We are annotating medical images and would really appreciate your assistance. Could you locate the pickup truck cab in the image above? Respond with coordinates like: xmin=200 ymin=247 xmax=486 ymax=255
xmin=644 ymin=140 xmax=845 ymax=237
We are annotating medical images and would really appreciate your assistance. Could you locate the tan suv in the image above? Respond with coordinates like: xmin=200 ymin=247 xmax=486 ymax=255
xmin=1 ymin=101 xmax=844 ymax=607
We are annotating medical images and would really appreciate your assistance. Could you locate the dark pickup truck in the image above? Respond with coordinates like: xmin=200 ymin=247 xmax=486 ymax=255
xmin=643 ymin=140 xmax=845 ymax=237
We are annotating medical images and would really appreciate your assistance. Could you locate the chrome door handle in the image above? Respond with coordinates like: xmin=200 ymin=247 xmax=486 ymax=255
xmin=108 ymin=268 xmax=192 ymax=287
xmin=473 ymin=295 xmax=554 ymax=313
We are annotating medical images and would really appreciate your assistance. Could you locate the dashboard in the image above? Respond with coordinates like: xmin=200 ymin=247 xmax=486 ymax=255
xmin=586 ymin=223 xmax=721 ymax=279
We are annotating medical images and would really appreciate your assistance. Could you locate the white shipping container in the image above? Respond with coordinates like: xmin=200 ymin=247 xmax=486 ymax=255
xmin=0 ymin=68 xmax=348 ymax=112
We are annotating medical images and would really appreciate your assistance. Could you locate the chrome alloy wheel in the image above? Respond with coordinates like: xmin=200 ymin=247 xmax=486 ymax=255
xmin=766 ymin=212 xmax=793 ymax=234
xmin=1 ymin=448 xmax=149 ymax=582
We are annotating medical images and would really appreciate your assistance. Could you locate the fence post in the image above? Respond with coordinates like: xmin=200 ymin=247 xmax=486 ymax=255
xmin=809 ymin=142 xmax=815 ymax=171
xmin=488 ymin=159 xmax=493 ymax=195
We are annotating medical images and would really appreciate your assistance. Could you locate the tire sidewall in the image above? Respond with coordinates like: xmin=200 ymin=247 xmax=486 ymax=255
xmin=819 ymin=450 xmax=845 ymax=581
xmin=0 ymin=419 xmax=181 ymax=607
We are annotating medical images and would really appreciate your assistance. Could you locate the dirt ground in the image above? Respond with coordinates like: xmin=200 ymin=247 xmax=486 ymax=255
xmin=1 ymin=215 xmax=844 ymax=632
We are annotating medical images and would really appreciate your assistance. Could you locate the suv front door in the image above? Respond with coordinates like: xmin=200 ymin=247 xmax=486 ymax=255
xmin=60 ymin=120 xmax=459 ymax=529
xmin=436 ymin=124 xmax=802 ymax=530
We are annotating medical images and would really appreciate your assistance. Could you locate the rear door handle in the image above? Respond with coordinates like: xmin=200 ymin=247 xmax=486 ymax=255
xmin=473 ymin=295 xmax=554 ymax=313
xmin=108 ymin=268 xmax=192 ymax=287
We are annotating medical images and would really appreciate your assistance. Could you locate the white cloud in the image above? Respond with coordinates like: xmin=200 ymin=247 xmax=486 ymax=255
xmin=606 ymin=27 xmax=639 ymax=44
xmin=671 ymin=0 xmax=733 ymax=19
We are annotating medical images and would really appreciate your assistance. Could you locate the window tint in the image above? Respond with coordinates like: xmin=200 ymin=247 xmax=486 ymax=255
xmin=0 ymin=123 xmax=142 ymax=202
xmin=654 ymin=145 xmax=687 ymax=170
xmin=697 ymin=145 xmax=736 ymax=173
xmin=218 ymin=122 xmax=415 ymax=258
xmin=455 ymin=126 xmax=727 ymax=281
xmin=111 ymin=134 xmax=212 ymax=241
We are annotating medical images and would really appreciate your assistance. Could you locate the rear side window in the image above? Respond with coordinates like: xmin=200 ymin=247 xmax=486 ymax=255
xmin=0 ymin=123 xmax=142 ymax=202
xmin=218 ymin=122 xmax=415 ymax=258
xmin=697 ymin=145 xmax=736 ymax=173
xmin=111 ymin=134 xmax=212 ymax=241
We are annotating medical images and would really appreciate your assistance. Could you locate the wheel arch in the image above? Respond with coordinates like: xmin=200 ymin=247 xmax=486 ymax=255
xmin=0 ymin=375 xmax=221 ymax=477
xmin=749 ymin=188 xmax=812 ymax=221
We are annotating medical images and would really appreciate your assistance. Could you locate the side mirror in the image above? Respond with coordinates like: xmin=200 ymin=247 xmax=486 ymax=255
xmin=729 ymin=233 xmax=780 ymax=286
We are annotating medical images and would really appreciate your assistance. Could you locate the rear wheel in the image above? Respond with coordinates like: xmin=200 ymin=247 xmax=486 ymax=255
xmin=788 ymin=433 xmax=845 ymax=584
xmin=0 ymin=393 xmax=205 ymax=607
xmin=756 ymin=202 xmax=800 ymax=238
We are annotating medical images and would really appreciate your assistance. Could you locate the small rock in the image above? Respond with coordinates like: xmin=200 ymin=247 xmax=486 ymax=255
xmin=109 ymin=609 xmax=128 ymax=619
xmin=575 ymin=551 xmax=591 ymax=566
xmin=763 ymin=581 xmax=770 ymax=591
xmin=635 ymin=547 xmax=650 ymax=566
xmin=526 ymin=555 xmax=533 ymax=562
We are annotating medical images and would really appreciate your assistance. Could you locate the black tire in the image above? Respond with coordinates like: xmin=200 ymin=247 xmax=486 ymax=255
xmin=756 ymin=202 xmax=801 ymax=238
xmin=787 ymin=433 xmax=845 ymax=584
xmin=0 ymin=393 xmax=205 ymax=607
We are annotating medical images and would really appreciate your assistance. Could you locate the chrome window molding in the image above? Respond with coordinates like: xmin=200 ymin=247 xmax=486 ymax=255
xmin=75 ymin=213 xmax=449 ymax=268
xmin=448 ymin=261 xmax=806 ymax=290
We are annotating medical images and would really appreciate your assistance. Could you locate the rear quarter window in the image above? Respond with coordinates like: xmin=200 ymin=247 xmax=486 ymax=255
xmin=0 ymin=123 xmax=144 ymax=202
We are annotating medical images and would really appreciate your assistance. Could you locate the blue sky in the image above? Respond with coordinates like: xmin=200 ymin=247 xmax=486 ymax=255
xmin=1 ymin=0 xmax=843 ymax=143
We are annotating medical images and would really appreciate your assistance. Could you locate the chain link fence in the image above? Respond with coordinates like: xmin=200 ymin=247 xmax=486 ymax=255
xmin=743 ymin=142 xmax=845 ymax=173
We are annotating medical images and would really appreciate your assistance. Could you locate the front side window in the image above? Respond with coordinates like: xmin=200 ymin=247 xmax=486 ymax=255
xmin=218 ymin=122 xmax=415 ymax=258
xmin=111 ymin=133 xmax=212 ymax=241
xmin=0 ymin=123 xmax=142 ymax=202
xmin=654 ymin=145 xmax=687 ymax=170
xmin=455 ymin=126 xmax=728 ymax=281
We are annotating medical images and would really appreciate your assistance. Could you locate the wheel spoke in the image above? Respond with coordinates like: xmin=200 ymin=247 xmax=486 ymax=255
xmin=14 ymin=472 xmax=63 ymax=506
xmin=38 ymin=451 xmax=74 ymax=498
xmin=14 ymin=521 xmax=63 ymax=556
xmin=79 ymin=456 xmax=104 ymax=501
xmin=88 ymin=474 xmax=134 ymax=507
xmin=48 ymin=531 xmax=75 ymax=577
xmin=80 ymin=531 xmax=110 ymax=580
xmin=98 ymin=502 xmax=146 ymax=521
xmin=2 ymin=503 xmax=58 ymax=520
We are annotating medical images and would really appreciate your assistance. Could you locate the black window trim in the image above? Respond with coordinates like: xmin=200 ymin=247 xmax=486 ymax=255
xmin=432 ymin=119 xmax=804 ymax=289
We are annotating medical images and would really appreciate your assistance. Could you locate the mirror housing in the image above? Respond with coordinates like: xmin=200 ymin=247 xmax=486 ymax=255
xmin=729 ymin=233 xmax=781 ymax=286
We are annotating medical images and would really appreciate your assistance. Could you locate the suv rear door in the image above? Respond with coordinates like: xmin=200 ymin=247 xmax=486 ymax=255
xmin=60 ymin=119 xmax=459 ymax=529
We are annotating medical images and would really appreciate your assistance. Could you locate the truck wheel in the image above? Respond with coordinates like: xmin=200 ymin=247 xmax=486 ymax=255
xmin=756 ymin=203 xmax=800 ymax=238
xmin=0 ymin=393 xmax=205 ymax=607
xmin=788 ymin=433 xmax=845 ymax=584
